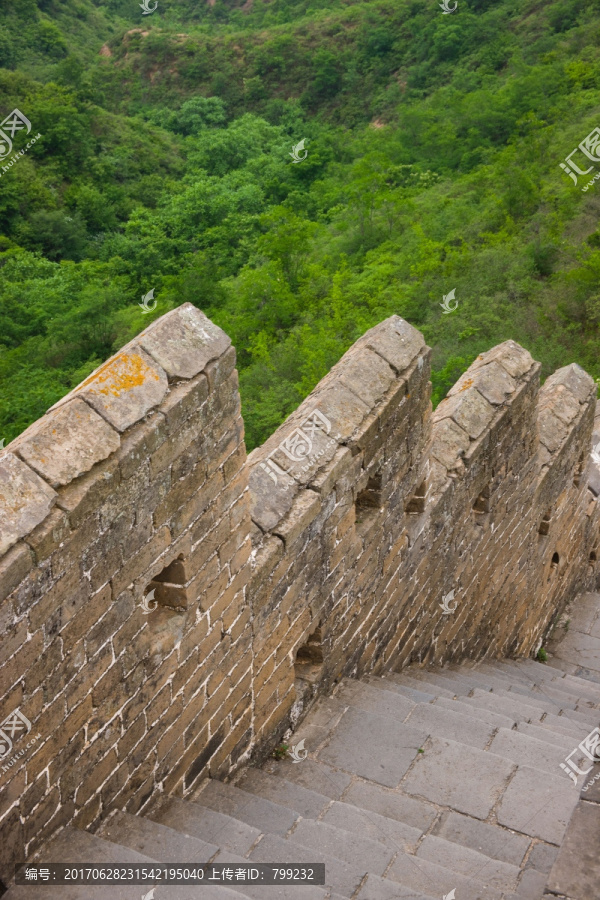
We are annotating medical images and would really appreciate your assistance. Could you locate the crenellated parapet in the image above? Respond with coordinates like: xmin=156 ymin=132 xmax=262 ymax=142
xmin=0 ymin=305 xmax=598 ymax=882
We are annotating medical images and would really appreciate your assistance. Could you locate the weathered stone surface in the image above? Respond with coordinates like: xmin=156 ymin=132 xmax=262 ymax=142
xmin=0 ymin=454 xmax=57 ymax=557
xmin=448 ymin=360 xmax=517 ymax=406
xmin=357 ymin=315 xmax=426 ymax=373
xmin=544 ymin=363 xmax=595 ymax=405
xmin=433 ymin=388 xmax=495 ymax=440
xmin=496 ymin=766 xmax=578 ymax=844
xmin=469 ymin=341 xmax=535 ymax=379
xmin=430 ymin=417 xmax=471 ymax=469
xmin=138 ymin=302 xmax=231 ymax=379
xmin=14 ymin=400 xmax=120 ymax=488
xmin=337 ymin=347 xmax=396 ymax=408
xmin=538 ymin=406 xmax=569 ymax=453
xmin=57 ymin=346 xmax=168 ymax=433
xmin=538 ymin=384 xmax=580 ymax=426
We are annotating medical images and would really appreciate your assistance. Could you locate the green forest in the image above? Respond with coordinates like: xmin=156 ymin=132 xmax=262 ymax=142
xmin=1 ymin=0 xmax=600 ymax=450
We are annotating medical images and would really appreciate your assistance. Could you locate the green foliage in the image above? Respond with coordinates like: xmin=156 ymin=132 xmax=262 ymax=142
xmin=2 ymin=0 xmax=600 ymax=453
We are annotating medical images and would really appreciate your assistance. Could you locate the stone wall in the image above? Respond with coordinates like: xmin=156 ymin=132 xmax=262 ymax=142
xmin=0 ymin=304 xmax=598 ymax=882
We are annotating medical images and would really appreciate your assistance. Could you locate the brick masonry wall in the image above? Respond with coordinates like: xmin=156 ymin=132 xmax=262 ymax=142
xmin=0 ymin=306 xmax=599 ymax=881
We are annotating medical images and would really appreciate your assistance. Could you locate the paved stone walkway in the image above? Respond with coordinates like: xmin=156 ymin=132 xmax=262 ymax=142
xmin=4 ymin=595 xmax=600 ymax=900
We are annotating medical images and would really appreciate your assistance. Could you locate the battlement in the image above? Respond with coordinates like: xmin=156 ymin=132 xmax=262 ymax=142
xmin=1 ymin=304 xmax=599 ymax=881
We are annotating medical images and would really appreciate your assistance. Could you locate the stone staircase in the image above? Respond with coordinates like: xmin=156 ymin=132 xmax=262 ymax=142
xmin=4 ymin=596 xmax=600 ymax=900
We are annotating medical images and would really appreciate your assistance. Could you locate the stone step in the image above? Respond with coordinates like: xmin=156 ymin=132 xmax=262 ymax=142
xmin=235 ymin=769 xmax=329 ymax=819
xmin=366 ymin=675 xmax=437 ymax=704
xmin=333 ymin=678 xmax=416 ymax=721
xmin=421 ymin=667 xmax=505 ymax=695
xmin=432 ymin=810 xmax=530 ymax=867
xmin=97 ymin=809 xmax=220 ymax=862
xmin=555 ymin=705 xmax=599 ymax=730
xmin=433 ymin=696 xmax=517 ymax=730
xmin=515 ymin=721 xmax=582 ymax=751
xmin=341 ymin=779 xmax=438 ymax=833
xmin=387 ymin=671 xmax=457 ymax=699
xmin=539 ymin=712 xmax=594 ymax=740
xmin=194 ymin=779 xmax=299 ymax=836
xmin=488 ymin=727 xmax=590 ymax=777
xmin=262 ymin=757 xmax=352 ymax=800
xmin=404 ymin=669 xmax=492 ymax=696
xmin=469 ymin=662 xmax=537 ymax=689
xmin=316 ymin=704 xmax=428 ymax=788
xmin=458 ymin=690 xmax=545 ymax=723
xmin=495 ymin=765 xmax=580 ymax=845
xmin=3 ymin=827 xmax=245 ymax=900
xmin=289 ymin=818 xmax=395 ymax=876
xmin=210 ymin=848 xmax=330 ymax=900
xmin=499 ymin=684 xmax=575 ymax=713
xmin=416 ymin=833 xmax=521 ymax=892
xmin=386 ymin=846 xmax=504 ymax=900
xmin=150 ymin=797 xmax=261 ymax=856
xmin=320 ymin=799 xmax=423 ymax=852
xmin=249 ymin=832 xmax=365 ymax=898
xmin=355 ymin=872 xmax=438 ymax=900
xmin=404 ymin=701 xmax=495 ymax=750
xmin=493 ymin=660 xmax=600 ymax=701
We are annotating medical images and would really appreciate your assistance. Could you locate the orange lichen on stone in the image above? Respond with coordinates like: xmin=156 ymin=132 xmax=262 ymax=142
xmin=80 ymin=352 xmax=159 ymax=398
xmin=459 ymin=378 xmax=474 ymax=392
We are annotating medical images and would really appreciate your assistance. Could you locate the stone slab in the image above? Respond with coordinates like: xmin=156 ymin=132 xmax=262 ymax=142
xmin=236 ymin=769 xmax=329 ymax=819
xmin=387 ymin=848 xmax=503 ymax=900
xmin=433 ymin=387 xmax=495 ymax=440
xmin=416 ymin=834 xmax=520 ymax=892
xmin=496 ymin=765 xmax=579 ymax=845
xmin=322 ymin=800 xmax=422 ymax=853
xmin=404 ymin=703 xmax=494 ymax=750
xmin=250 ymin=832 xmax=365 ymax=898
xmin=97 ymin=809 xmax=219 ymax=861
xmin=401 ymin=736 xmax=515 ymax=820
xmin=355 ymin=873 xmax=437 ymax=900
xmin=261 ymin=758 xmax=351 ymax=799
xmin=290 ymin=818 xmax=394 ymax=876
xmin=489 ymin=727 xmax=589 ymax=776
xmin=357 ymin=315 xmax=426 ymax=374
xmin=334 ymin=680 xmax=416 ymax=721
xmin=369 ymin=676 xmax=436 ymax=704
xmin=546 ymin=799 xmax=600 ymax=899
xmin=64 ymin=345 xmax=168 ymax=433
xmin=138 ymin=302 xmax=231 ymax=379
xmin=434 ymin=697 xmax=516 ymax=730
xmin=14 ymin=399 xmax=120 ymax=488
xmin=337 ymin=347 xmax=396 ymax=408
xmin=195 ymin=779 xmax=298 ymax=836
xmin=433 ymin=810 xmax=529 ymax=866
xmin=317 ymin=707 xmax=427 ymax=788
xmin=151 ymin=798 xmax=261 ymax=855
xmin=342 ymin=780 xmax=438 ymax=833
xmin=458 ymin=691 xmax=545 ymax=723
xmin=0 ymin=452 xmax=57 ymax=557
xmin=448 ymin=360 xmax=517 ymax=406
